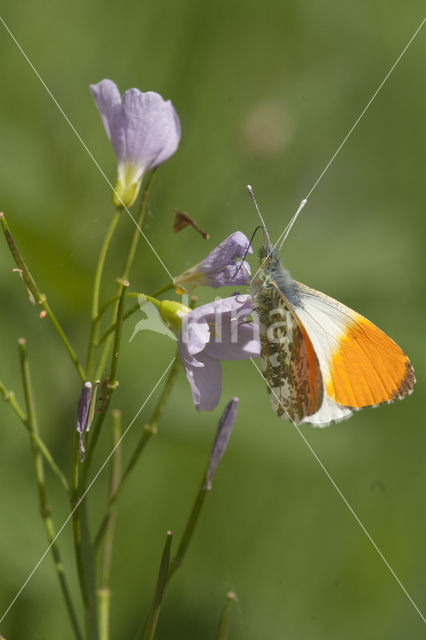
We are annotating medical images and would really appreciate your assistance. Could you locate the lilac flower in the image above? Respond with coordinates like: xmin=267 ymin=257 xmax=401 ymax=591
xmin=178 ymin=295 xmax=260 ymax=411
xmin=76 ymin=382 xmax=92 ymax=462
xmin=203 ymin=398 xmax=239 ymax=490
xmin=174 ymin=232 xmax=252 ymax=293
xmin=90 ymin=79 xmax=181 ymax=207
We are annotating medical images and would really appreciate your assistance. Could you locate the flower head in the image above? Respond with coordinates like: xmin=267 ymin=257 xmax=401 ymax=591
xmin=90 ymin=79 xmax=181 ymax=207
xmin=76 ymin=382 xmax=92 ymax=462
xmin=203 ymin=397 xmax=239 ymax=490
xmin=174 ymin=232 xmax=252 ymax=293
xmin=178 ymin=294 xmax=260 ymax=411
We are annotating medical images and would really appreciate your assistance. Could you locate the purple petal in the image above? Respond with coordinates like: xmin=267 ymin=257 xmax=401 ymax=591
xmin=203 ymin=398 xmax=239 ymax=489
xmin=90 ymin=79 xmax=181 ymax=171
xmin=185 ymin=294 xmax=253 ymax=326
xmin=180 ymin=295 xmax=257 ymax=359
xmin=203 ymin=261 xmax=251 ymax=288
xmin=199 ymin=231 xmax=252 ymax=272
xmin=90 ymin=79 xmax=122 ymax=145
xmin=180 ymin=350 xmax=222 ymax=411
xmin=179 ymin=314 xmax=210 ymax=357
xmin=121 ymin=90 xmax=181 ymax=168
xmin=173 ymin=231 xmax=252 ymax=291
xmin=205 ymin=320 xmax=260 ymax=360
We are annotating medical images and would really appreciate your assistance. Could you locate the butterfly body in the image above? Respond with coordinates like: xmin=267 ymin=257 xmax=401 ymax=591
xmin=253 ymin=244 xmax=415 ymax=427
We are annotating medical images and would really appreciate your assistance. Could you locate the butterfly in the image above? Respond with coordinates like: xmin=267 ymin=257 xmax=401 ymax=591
xmin=251 ymin=228 xmax=415 ymax=428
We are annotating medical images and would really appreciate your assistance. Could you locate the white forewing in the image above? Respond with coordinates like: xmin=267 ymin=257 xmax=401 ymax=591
xmin=287 ymin=282 xmax=355 ymax=427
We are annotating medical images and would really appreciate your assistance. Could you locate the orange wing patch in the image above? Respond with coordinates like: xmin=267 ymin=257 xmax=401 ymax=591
xmin=326 ymin=315 xmax=415 ymax=408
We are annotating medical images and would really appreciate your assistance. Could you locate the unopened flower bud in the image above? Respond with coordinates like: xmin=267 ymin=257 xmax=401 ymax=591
xmin=158 ymin=300 xmax=191 ymax=333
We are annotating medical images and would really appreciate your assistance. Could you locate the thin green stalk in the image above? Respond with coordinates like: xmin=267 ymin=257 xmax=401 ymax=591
xmin=86 ymin=207 xmax=122 ymax=378
xmin=94 ymin=335 xmax=114 ymax=382
xmin=150 ymin=282 xmax=175 ymax=298
xmin=91 ymin=209 xmax=122 ymax=321
xmin=0 ymin=380 xmax=26 ymax=422
xmin=96 ymin=302 xmax=140 ymax=347
xmin=109 ymin=280 xmax=129 ymax=385
xmin=89 ymin=170 xmax=157 ymax=390
xmin=83 ymin=280 xmax=129 ymax=480
xmin=18 ymin=339 xmax=82 ymax=640
xmin=71 ymin=431 xmax=99 ymax=640
xmin=98 ymin=410 xmax=122 ymax=640
xmin=96 ymin=282 xmax=175 ymax=348
xmin=95 ymin=291 xmax=141 ymax=325
xmin=142 ymin=531 xmax=173 ymax=640
xmin=216 ymin=592 xmax=237 ymax=640
xmin=167 ymin=477 xmax=209 ymax=583
xmin=94 ymin=356 xmax=180 ymax=550
xmin=121 ymin=170 xmax=156 ymax=282
xmin=167 ymin=387 xmax=230 ymax=584
xmin=1 ymin=213 xmax=86 ymax=382
xmin=30 ymin=431 xmax=69 ymax=492
xmin=0 ymin=380 xmax=69 ymax=492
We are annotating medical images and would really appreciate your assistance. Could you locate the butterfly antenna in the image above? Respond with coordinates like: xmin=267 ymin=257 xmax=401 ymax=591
xmin=247 ymin=185 xmax=271 ymax=245
xmin=232 ymin=225 xmax=264 ymax=280
xmin=277 ymin=198 xmax=307 ymax=251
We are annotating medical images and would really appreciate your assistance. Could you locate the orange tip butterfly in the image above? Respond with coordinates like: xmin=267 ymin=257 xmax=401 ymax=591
xmin=249 ymin=188 xmax=415 ymax=427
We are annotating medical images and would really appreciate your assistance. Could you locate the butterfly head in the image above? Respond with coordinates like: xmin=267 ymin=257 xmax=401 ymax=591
xmin=259 ymin=241 xmax=278 ymax=263
xmin=258 ymin=241 xmax=282 ymax=277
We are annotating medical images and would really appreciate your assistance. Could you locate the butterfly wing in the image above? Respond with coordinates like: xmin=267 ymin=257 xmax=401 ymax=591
xmin=286 ymin=281 xmax=415 ymax=426
xmin=255 ymin=280 xmax=323 ymax=424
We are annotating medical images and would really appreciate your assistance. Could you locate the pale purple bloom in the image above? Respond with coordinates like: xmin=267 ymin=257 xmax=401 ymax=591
xmin=90 ymin=79 xmax=181 ymax=206
xmin=174 ymin=232 xmax=252 ymax=293
xmin=76 ymin=382 xmax=92 ymax=462
xmin=178 ymin=295 xmax=260 ymax=411
xmin=203 ymin=398 xmax=239 ymax=490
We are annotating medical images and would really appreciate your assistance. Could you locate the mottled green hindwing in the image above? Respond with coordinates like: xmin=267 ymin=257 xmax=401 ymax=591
xmin=253 ymin=251 xmax=323 ymax=424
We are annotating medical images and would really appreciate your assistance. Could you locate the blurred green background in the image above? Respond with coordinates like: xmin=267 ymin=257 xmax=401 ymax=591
xmin=0 ymin=1 xmax=425 ymax=638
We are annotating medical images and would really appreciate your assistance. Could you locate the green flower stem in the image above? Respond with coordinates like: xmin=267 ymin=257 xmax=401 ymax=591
xmin=150 ymin=282 xmax=175 ymax=298
xmin=216 ymin=592 xmax=237 ymax=640
xmin=95 ymin=282 xmax=174 ymax=326
xmin=0 ymin=380 xmax=26 ymax=422
xmin=91 ymin=209 xmax=122 ymax=321
xmin=85 ymin=170 xmax=156 ymax=466
xmin=109 ymin=280 xmax=130 ymax=385
xmin=94 ymin=335 xmax=114 ymax=382
xmin=0 ymin=380 xmax=69 ymax=492
xmin=167 ymin=476 xmax=209 ymax=583
xmin=86 ymin=207 xmax=122 ymax=378
xmin=71 ymin=431 xmax=99 ymax=640
xmin=121 ymin=170 xmax=156 ymax=282
xmin=142 ymin=531 xmax=173 ymax=640
xmin=18 ymin=339 xmax=82 ymax=640
xmin=98 ymin=409 xmax=122 ymax=640
xmin=96 ymin=302 xmax=140 ymax=347
xmin=83 ymin=280 xmax=129 ymax=480
xmin=1 ymin=213 xmax=86 ymax=383
xmin=167 ymin=373 xmax=221 ymax=585
xmin=95 ymin=291 xmax=141 ymax=324
xmin=94 ymin=355 xmax=180 ymax=551
xmin=90 ymin=170 xmax=161 ymax=380
xmin=95 ymin=282 xmax=175 ymax=348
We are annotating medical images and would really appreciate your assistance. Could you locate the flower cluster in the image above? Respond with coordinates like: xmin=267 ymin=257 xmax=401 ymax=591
xmin=90 ymin=78 xmax=261 ymax=413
